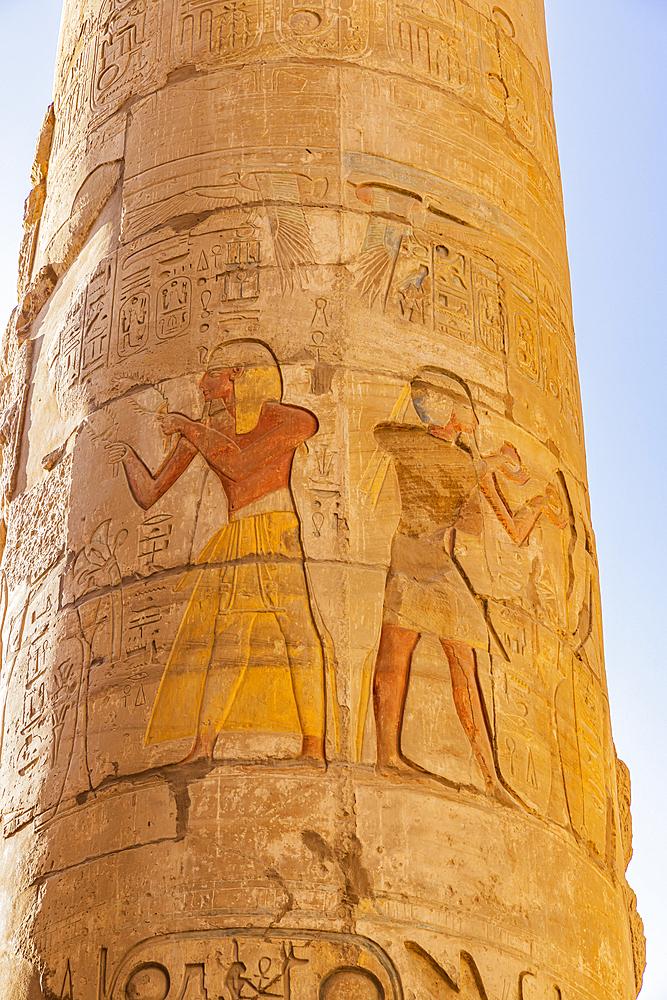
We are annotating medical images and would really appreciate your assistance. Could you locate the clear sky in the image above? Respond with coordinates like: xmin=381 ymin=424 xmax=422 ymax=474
xmin=0 ymin=0 xmax=664 ymax=996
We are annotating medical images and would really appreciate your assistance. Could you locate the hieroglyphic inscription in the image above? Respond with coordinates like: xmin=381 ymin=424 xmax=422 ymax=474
xmin=556 ymin=652 xmax=608 ymax=857
xmin=115 ymin=224 xmax=261 ymax=361
xmin=354 ymin=181 xmax=582 ymax=425
xmin=406 ymin=942 xmax=563 ymax=1000
xmin=388 ymin=0 xmax=469 ymax=90
xmin=490 ymin=606 xmax=559 ymax=815
xmin=92 ymin=0 xmax=163 ymax=120
xmin=278 ymin=0 xmax=370 ymax=58
xmin=0 ymin=340 xmax=33 ymax=507
xmin=52 ymin=18 xmax=95 ymax=157
xmin=505 ymin=272 xmax=540 ymax=381
xmin=495 ymin=20 xmax=538 ymax=146
xmin=123 ymin=169 xmax=323 ymax=291
xmin=96 ymin=929 xmax=401 ymax=1000
xmin=171 ymin=0 xmax=264 ymax=66
xmin=481 ymin=9 xmax=537 ymax=143
xmin=138 ymin=513 xmax=174 ymax=574
xmin=52 ymin=256 xmax=117 ymax=398
xmin=361 ymin=232 xmax=506 ymax=359
xmin=431 ymin=244 xmax=474 ymax=342
xmin=17 ymin=106 xmax=55 ymax=300
xmin=0 ymin=573 xmax=87 ymax=837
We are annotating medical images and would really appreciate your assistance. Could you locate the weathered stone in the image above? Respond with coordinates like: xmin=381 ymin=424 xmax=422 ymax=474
xmin=0 ymin=1 xmax=643 ymax=998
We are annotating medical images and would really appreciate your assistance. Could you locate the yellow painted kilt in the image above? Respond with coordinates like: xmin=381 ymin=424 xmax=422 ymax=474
xmin=144 ymin=510 xmax=314 ymax=746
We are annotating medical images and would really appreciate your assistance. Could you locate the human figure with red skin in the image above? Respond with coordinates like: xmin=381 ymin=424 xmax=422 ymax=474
xmin=107 ymin=340 xmax=326 ymax=763
xmin=371 ymin=369 xmax=567 ymax=801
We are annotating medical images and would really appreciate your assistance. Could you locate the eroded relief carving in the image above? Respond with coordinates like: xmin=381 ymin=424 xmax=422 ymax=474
xmin=93 ymin=928 xmax=401 ymax=1000
xmin=350 ymin=176 xmax=582 ymax=430
xmin=491 ymin=13 xmax=538 ymax=146
xmin=555 ymin=651 xmax=609 ymax=854
xmin=0 ymin=340 xmax=33 ymax=528
xmin=0 ymin=583 xmax=83 ymax=835
xmin=405 ymin=942 xmax=563 ymax=1000
xmin=104 ymin=339 xmax=327 ymax=764
xmin=49 ymin=255 xmax=117 ymax=411
xmin=92 ymin=0 xmax=163 ymax=120
xmin=171 ymin=0 xmax=264 ymax=67
xmin=123 ymin=171 xmax=324 ymax=292
xmin=387 ymin=0 xmax=469 ymax=91
xmin=2 ymin=451 xmax=72 ymax=592
xmin=51 ymin=17 xmax=95 ymax=158
xmin=623 ymin=884 xmax=647 ymax=995
xmin=278 ymin=0 xmax=370 ymax=58
xmin=16 ymin=105 xmax=55 ymax=304
xmin=366 ymin=368 xmax=566 ymax=802
xmin=352 ymin=181 xmax=507 ymax=355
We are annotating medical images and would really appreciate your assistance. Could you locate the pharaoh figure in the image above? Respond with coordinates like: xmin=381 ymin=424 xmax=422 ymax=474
xmin=372 ymin=368 xmax=567 ymax=800
xmin=106 ymin=339 xmax=326 ymax=763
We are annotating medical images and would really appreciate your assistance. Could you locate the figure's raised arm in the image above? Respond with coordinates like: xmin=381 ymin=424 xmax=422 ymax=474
xmin=164 ymin=405 xmax=317 ymax=482
xmin=106 ymin=436 xmax=197 ymax=510
xmin=475 ymin=444 xmax=567 ymax=544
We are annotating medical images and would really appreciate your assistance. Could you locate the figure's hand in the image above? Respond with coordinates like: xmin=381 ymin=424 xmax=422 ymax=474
xmin=105 ymin=442 xmax=128 ymax=465
xmin=495 ymin=442 xmax=529 ymax=485
xmin=525 ymin=485 xmax=568 ymax=530
xmin=477 ymin=443 xmax=529 ymax=484
xmin=157 ymin=412 xmax=188 ymax=436
xmin=543 ymin=482 xmax=568 ymax=529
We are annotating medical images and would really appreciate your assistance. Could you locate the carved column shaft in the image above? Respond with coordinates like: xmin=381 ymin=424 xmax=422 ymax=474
xmin=0 ymin=0 xmax=643 ymax=998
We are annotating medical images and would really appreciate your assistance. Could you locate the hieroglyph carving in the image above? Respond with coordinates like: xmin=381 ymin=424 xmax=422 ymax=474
xmin=17 ymin=105 xmax=55 ymax=301
xmin=405 ymin=942 xmax=563 ymax=1000
xmin=0 ymin=341 xmax=33 ymax=512
xmin=2 ymin=452 xmax=72 ymax=591
xmin=114 ymin=225 xmax=260 ymax=368
xmin=123 ymin=169 xmax=324 ymax=289
xmin=352 ymin=180 xmax=581 ymax=426
xmin=555 ymin=652 xmax=609 ymax=856
xmin=278 ymin=0 xmax=370 ymax=58
xmin=388 ymin=0 xmax=469 ymax=91
xmin=0 ymin=511 xmax=125 ymax=836
xmin=92 ymin=0 xmax=163 ymax=120
xmin=171 ymin=0 xmax=264 ymax=67
xmin=50 ymin=255 xmax=117 ymax=405
xmin=94 ymin=928 xmax=401 ymax=1000
xmin=353 ymin=184 xmax=506 ymax=352
xmin=51 ymin=17 xmax=95 ymax=157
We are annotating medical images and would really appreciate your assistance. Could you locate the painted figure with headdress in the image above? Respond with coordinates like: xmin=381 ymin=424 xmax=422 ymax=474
xmin=371 ymin=367 xmax=567 ymax=801
xmin=106 ymin=339 xmax=325 ymax=763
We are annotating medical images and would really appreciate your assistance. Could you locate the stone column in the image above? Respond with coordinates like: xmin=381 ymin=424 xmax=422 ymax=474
xmin=0 ymin=0 xmax=644 ymax=998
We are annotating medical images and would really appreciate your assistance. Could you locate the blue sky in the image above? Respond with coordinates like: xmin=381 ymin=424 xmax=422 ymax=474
xmin=0 ymin=0 xmax=665 ymax=995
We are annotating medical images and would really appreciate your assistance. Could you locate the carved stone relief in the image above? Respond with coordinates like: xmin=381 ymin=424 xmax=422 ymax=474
xmin=347 ymin=172 xmax=582 ymax=447
xmin=277 ymin=0 xmax=371 ymax=58
xmin=171 ymin=0 xmax=265 ymax=68
xmin=0 ymin=0 xmax=640 ymax=996
xmin=387 ymin=0 xmax=471 ymax=92
xmin=16 ymin=105 xmax=55 ymax=303
xmin=92 ymin=0 xmax=165 ymax=122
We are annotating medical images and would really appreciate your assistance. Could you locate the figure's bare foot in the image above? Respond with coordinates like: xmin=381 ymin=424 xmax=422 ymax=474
xmin=298 ymin=735 xmax=326 ymax=763
xmin=376 ymin=754 xmax=426 ymax=779
xmin=180 ymin=740 xmax=214 ymax=764
xmin=488 ymin=780 xmax=521 ymax=810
